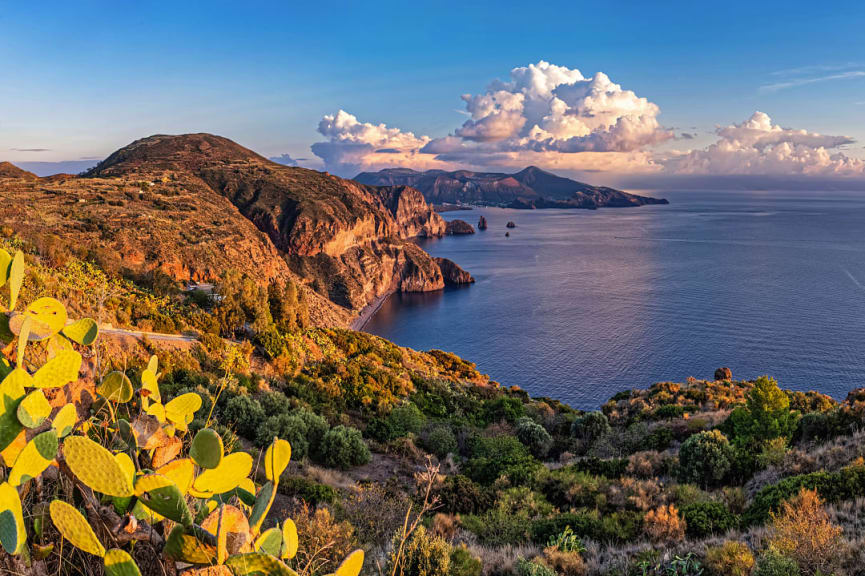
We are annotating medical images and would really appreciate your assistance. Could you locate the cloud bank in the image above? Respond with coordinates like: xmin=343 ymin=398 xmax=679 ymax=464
xmin=309 ymin=61 xmax=864 ymax=181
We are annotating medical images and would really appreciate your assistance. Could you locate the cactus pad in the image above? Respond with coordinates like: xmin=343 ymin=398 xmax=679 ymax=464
xmin=165 ymin=392 xmax=202 ymax=432
xmin=33 ymin=349 xmax=82 ymax=388
xmin=264 ymin=438 xmax=291 ymax=483
xmin=254 ymin=527 xmax=282 ymax=556
xmin=17 ymin=389 xmax=52 ymax=428
xmin=0 ymin=369 xmax=27 ymax=452
xmin=333 ymin=549 xmax=365 ymax=576
xmin=0 ymin=481 xmax=26 ymax=554
xmin=0 ymin=249 xmax=10 ymax=288
xmin=164 ymin=525 xmax=218 ymax=564
xmin=9 ymin=430 xmax=58 ymax=486
xmin=61 ymin=317 xmax=99 ymax=346
xmin=192 ymin=451 xmax=253 ymax=496
xmin=104 ymin=548 xmax=142 ymax=576
xmin=49 ymin=500 xmax=106 ymax=557
xmin=98 ymin=371 xmax=134 ymax=403
xmin=190 ymin=427 xmax=224 ymax=469
xmin=156 ymin=457 xmax=195 ymax=494
xmin=63 ymin=435 xmax=134 ymax=497
xmin=7 ymin=250 xmax=23 ymax=310
xmin=134 ymin=473 xmax=194 ymax=526
xmin=141 ymin=367 xmax=161 ymax=404
xmin=249 ymin=481 xmax=275 ymax=534
xmin=281 ymin=519 xmax=298 ymax=560
xmin=23 ymin=297 xmax=68 ymax=340
xmin=226 ymin=553 xmax=299 ymax=575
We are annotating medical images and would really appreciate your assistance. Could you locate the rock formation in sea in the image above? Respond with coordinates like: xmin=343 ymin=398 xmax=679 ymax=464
xmin=445 ymin=219 xmax=476 ymax=235
xmin=434 ymin=257 xmax=475 ymax=285
xmin=478 ymin=215 xmax=488 ymax=230
xmin=506 ymin=221 xmax=516 ymax=228
xmin=714 ymin=367 xmax=732 ymax=381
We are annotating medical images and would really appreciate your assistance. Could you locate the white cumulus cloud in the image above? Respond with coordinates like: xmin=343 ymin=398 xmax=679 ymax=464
xmin=668 ymin=112 xmax=864 ymax=176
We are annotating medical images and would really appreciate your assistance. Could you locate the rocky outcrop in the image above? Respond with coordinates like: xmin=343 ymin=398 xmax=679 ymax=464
xmin=506 ymin=221 xmax=516 ymax=228
xmin=356 ymin=165 xmax=669 ymax=209
xmin=714 ymin=367 xmax=732 ymax=381
xmin=446 ymin=220 xmax=475 ymax=235
xmin=478 ymin=215 xmax=488 ymax=230
xmin=82 ymin=133 xmax=460 ymax=315
xmin=434 ymin=258 xmax=475 ymax=286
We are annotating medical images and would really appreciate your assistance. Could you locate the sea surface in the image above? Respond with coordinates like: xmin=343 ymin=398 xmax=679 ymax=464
xmin=364 ymin=190 xmax=865 ymax=410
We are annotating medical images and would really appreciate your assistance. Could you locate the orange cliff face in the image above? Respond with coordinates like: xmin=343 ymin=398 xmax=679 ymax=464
xmin=0 ymin=133 xmax=464 ymax=324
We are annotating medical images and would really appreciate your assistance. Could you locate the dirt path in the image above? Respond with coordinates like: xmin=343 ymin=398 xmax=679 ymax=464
xmin=98 ymin=325 xmax=199 ymax=343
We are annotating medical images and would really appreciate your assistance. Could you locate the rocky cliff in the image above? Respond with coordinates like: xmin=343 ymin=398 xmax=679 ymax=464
xmin=0 ymin=134 xmax=469 ymax=325
xmin=445 ymin=219 xmax=475 ymax=235
xmin=434 ymin=257 xmax=475 ymax=286
xmin=355 ymin=165 xmax=668 ymax=209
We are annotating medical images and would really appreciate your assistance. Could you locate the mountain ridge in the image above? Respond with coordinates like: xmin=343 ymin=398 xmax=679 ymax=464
xmin=355 ymin=165 xmax=668 ymax=208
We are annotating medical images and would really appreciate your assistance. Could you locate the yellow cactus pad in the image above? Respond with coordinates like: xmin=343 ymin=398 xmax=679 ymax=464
xmin=61 ymin=317 xmax=99 ymax=346
xmin=254 ymin=527 xmax=282 ymax=556
xmin=98 ymin=371 xmax=133 ymax=403
xmin=51 ymin=403 xmax=78 ymax=438
xmin=0 ymin=369 xmax=27 ymax=452
xmin=0 ymin=481 xmax=26 ymax=554
xmin=8 ymin=250 xmax=24 ymax=310
xmin=24 ymin=297 xmax=68 ymax=340
xmin=333 ymin=550 xmax=365 ymax=576
xmin=17 ymin=389 xmax=52 ymax=428
xmin=141 ymin=368 xmax=160 ymax=404
xmin=49 ymin=500 xmax=106 ymax=557
xmin=203 ymin=504 xmax=252 ymax=562
xmin=0 ymin=248 xmax=10 ymax=288
xmin=165 ymin=392 xmax=202 ymax=432
xmin=156 ymin=458 xmax=195 ymax=494
xmin=134 ymin=474 xmax=193 ymax=526
xmin=63 ymin=436 xmax=133 ymax=497
xmin=9 ymin=430 xmax=58 ymax=486
xmin=104 ymin=548 xmax=142 ymax=576
xmin=33 ymin=349 xmax=82 ymax=388
xmin=192 ymin=451 xmax=253 ymax=496
xmin=225 ymin=553 xmax=299 ymax=576
xmin=264 ymin=438 xmax=291 ymax=483
xmin=281 ymin=519 xmax=298 ymax=560
xmin=114 ymin=452 xmax=136 ymax=486
xmin=164 ymin=525 xmax=218 ymax=564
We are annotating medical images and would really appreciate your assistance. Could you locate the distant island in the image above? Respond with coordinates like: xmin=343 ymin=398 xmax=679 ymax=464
xmin=355 ymin=165 xmax=669 ymax=209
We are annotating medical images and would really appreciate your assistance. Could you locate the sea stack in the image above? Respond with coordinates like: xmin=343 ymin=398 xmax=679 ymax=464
xmin=446 ymin=219 xmax=476 ymax=235
xmin=506 ymin=221 xmax=516 ymax=228
xmin=478 ymin=215 xmax=488 ymax=230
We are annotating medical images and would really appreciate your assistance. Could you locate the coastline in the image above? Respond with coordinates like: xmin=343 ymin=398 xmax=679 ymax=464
xmin=350 ymin=292 xmax=391 ymax=331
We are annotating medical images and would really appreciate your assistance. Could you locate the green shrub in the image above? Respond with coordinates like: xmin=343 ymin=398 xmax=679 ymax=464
xmin=705 ymin=541 xmax=754 ymax=576
xmin=320 ymin=425 xmax=371 ymax=469
xmin=516 ymin=417 xmax=553 ymax=459
xmin=571 ymin=411 xmax=610 ymax=442
xmin=254 ymin=325 xmax=285 ymax=360
xmin=530 ymin=510 xmax=641 ymax=544
xmin=514 ymin=558 xmax=556 ymax=576
xmin=222 ymin=394 xmax=265 ymax=439
xmin=260 ymin=390 xmax=292 ymax=417
xmin=388 ymin=402 xmax=426 ymax=437
xmin=678 ymin=430 xmax=734 ymax=488
xmin=435 ymin=475 xmax=493 ymax=515
xmin=463 ymin=435 xmax=540 ymax=485
xmin=572 ymin=457 xmax=628 ymax=478
xmin=448 ymin=545 xmax=482 ymax=576
xmin=421 ymin=424 xmax=458 ymax=458
xmin=256 ymin=413 xmax=309 ymax=458
xmin=753 ymin=550 xmax=800 ymax=576
xmin=680 ymin=501 xmax=738 ymax=538
xmin=388 ymin=526 xmax=450 ymax=576
xmin=276 ymin=476 xmax=337 ymax=506
xmin=297 ymin=408 xmax=330 ymax=458
xmin=484 ymin=396 xmax=525 ymax=423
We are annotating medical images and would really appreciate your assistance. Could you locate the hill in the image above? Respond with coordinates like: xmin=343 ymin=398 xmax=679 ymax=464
xmin=0 ymin=161 xmax=37 ymax=179
xmin=0 ymin=134 xmax=472 ymax=324
xmin=355 ymin=165 xmax=669 ymax=209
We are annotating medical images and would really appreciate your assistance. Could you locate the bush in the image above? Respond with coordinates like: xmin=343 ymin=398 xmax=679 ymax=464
xmin=516 ymin=417 xmax=553 ymax=459
xmin=388 ymin=402 xmax=426 ymax=437
xmin=256 ymin=413 xmax=309 ymax=459
xmin=435 ymin=475 xmax=492 ymax=515
xmin=678 ymin=430 xmax=734 ymax=488
xmin=421 ymin=424 xmax=458 ymax=458
xmin=643 ymin=504 xmax=685 ymax=543
xmin=572 ymin=457 xmax=628 ymax=478
xmin=530 ymin=510 xmax=641 ymax=544
xmin=388 ymin=526 xmax=450 ymax=576
xmin=277 ymin=476 xmax=337 ymax=506
xmin=463 ymin=435 xmax=540 ymax=485
xmin=767 ymin=488 xmax=842 ymax=576
xmin=320 ymin=425 xmax=371 ymax=469
xmin=680 ymin=501 xmax=738 ymax=538
xmin=222 ymin=394 xmax=265 ymax=439
xmin=297 ymin=408 xmax=329 ymax=459
xmin=753 ymin=550 xmax=801 ymax=576
xmin=571 ymin=411 xmax=610 ymax=442
xmin=705 ymin=541 xmax=754 ymax=576
xmin=260 ymin=390 xmax=292 ymax=417
xmin=484 ymin=396 xmax=525 ymax=423
xmin=449 ymin=545 xmax=482 ymax=576
xmin=515 ymin=558 xmax=556 ymax=576
xmin=254 ymin=325 xmax=284 ymax=360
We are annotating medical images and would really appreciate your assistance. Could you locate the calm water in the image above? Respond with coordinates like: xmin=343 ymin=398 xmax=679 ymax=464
xmin=365 ymin=191 xmax=865 ymax=409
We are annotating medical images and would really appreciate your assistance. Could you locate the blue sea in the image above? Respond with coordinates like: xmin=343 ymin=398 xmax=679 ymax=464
xmin=364 ymin=190 xmax=865 ymax=410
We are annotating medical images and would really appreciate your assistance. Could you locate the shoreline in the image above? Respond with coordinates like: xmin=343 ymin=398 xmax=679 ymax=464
xmin=350 ymin=292 xmax=392 ymax=331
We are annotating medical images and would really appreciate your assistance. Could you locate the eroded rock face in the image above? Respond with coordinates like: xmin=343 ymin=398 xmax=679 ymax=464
xmin=714 ymin=367 xmax=732 ymax=381
xmin=446 ymin=219 xmax=476 ymax=235
xmin=82 ymin=133 xmax=456 ymax=315
xmin=434 ymin=257 xmax=475 ymax=286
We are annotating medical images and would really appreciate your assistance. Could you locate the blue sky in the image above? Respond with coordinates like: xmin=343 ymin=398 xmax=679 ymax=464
xmin=1 ymin=0 xmax=864 ymax=182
